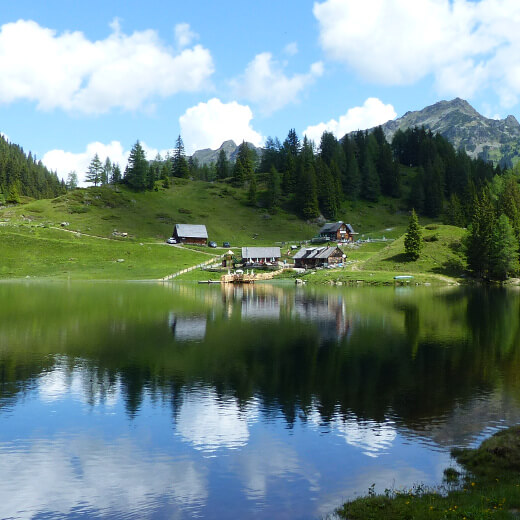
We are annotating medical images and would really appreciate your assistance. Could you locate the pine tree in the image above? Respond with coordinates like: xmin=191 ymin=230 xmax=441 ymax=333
xmin=66 ymin=171 xmax=78 ymax=190
xmin=124 ymin=141 xmax=148 ymax=191
xmin=101 ymin=157 xmax=112 ymax=185
xmin=216 ymin=148 xmax=230 ymax=179
xmin=6 ymin=182 xmax=21 ymax=203
xmin=489 ymin=214 xmax=519 ymax=281
xmin=172 ymin=135 xmax=190 ymax=178
xmin=85 ymin=154 xmax=103 ymax=186
xmin=444 ymin=193 xmax=466 ymax=227
xmin=111 ymin=164 xmax=122 ymax=184
xmin=232 ymin=142 xmax=254 ymax=187
xmin=464 ymin=190 xmax=496 ymax=278
xmin=404 ymin=209 xmax=422 ymax=260
xmin=297 ymin=138 xmax=319 ymax=220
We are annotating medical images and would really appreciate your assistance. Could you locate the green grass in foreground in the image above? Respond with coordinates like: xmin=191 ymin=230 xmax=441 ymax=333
xmin=0 ymin=225 xmax=210 ymax=279
xmin=337 ymin=426 xmax=520 ymax=519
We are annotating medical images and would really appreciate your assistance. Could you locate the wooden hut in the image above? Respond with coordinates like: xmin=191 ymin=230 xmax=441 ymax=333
xmin=293 ymin=246 xmax=345 ymax=268
xmin=173 ymin=224 xmax=208 ymax=245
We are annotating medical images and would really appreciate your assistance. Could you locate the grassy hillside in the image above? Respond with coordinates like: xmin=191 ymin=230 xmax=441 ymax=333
xmin=0 ymin=179 xmax=446 ymax=280
xmin=296 ymin=224 xmax=467 ymax=285
xmin=0 ymin=225 xmax=211 ymax=279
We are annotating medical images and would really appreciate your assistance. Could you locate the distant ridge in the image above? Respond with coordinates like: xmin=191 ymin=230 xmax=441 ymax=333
xmin=191 ymin=140 xmax=262 ymax=166
xmin=372 ymin=98 xmax=520 ymax=167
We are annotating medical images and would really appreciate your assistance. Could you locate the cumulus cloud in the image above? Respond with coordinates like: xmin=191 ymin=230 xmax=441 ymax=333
xmin=176 ymin=386 xmax=259 ymax=451
xmin=0 ymin=19 xmax=214 ymax=114
xmin=231 ymin=53 xmax=324 ymax=114
xmin=179 ymin=98 xmax=264 ymax=154
xmin=302 ymin=97 xmax=396 ymax=143
xmin=313 ymin=0 xmax=520 ymax=106
xmin=0 ymin=435 xmax=208 ymax=519
xmin=42 ymin=140 xmax=167 ymax=184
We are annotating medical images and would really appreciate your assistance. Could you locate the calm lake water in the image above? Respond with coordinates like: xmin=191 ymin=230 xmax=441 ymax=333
xmin=1 ymin=281 xmax=520 ymax=519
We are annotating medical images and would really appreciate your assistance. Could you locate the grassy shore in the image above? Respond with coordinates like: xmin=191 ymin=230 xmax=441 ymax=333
xmin=336 ymin=426 xmax=520 ymax=519
xmin=0 ymin=225 xmax=211 ymax=279
xmin=0 ymin=183 xmax=464 ymax=281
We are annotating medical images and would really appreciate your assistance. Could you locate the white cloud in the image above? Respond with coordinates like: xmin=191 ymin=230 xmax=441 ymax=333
xmin=313 ymin=0 xmax=520 ymax=106
xmin=174 ymin=23 xmax=198 ymax=48
xmin=231 ymin=52 xmax=324 ymax=114
xmin=42 ymin=140 xmax=168 ymax=184
xmin=0 ymin=132 xmax=8 ymax=141
xmin=179 ymin=98 xmax=264 ymax=154
xmin=302 ymin=97 xmax=397 ymax=143
xmin=284 ymin=42 xmax=299 ymax=56
xmin=0 ymin=435 xmax=208 ymax=519
xmin=176 ymin=386 xmax=259 ymax=451
xmin=0 ymin=19 xmax=214 ymax=114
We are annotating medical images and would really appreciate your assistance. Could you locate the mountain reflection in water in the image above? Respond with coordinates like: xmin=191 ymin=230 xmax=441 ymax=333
xmin=0 ymin=282 xmax=519 ymax=519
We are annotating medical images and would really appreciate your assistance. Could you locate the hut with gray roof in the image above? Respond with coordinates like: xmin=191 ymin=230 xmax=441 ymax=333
xmin=241 ymin=246 xmax=281 ymax=265
xmin=173 ymin=224 xmax=208 ymax=245
xmin=293 ymin=246 xmax=345 ymax=269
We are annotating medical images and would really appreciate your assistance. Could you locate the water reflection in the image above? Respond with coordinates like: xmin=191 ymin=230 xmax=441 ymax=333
xmin=1 ymin=282 xmax=520 ymax=518
xmin=175 ymin=386 xmax=258 ymax=451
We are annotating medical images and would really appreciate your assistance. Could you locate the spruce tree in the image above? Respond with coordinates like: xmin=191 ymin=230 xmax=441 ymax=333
xmin=404 ymin=209 xmax=422 ymax=260
xmin=85 ymin=154 xmax=103 ymax=186
xmin=464 ymin=190 xmax=496 ymax=278
xmin=297 ymin=138 xmax=319 ymax=220
xmin=172 ymin=135 xmax=190 ymax=178
xmin=111 ymin=164 xmax=122 ymax=184
xmin=489 ymin=214 xmax=519 ymax=281
xmin=66 ymin=171 xmax=78 ymax=190
xmin=101 ymin=157 xmax=112 ymax=185
xmin=124 ymin=141 xmax=148 ymax=191
xmin=216 ymin=148 xmax=230 ymax=179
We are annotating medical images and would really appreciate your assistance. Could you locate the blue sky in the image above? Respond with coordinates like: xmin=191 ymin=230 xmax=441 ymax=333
xmin=1 ymin=0 xmax=519 ymax=182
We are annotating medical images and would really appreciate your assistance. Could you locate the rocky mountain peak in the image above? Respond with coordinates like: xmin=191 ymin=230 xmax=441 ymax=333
xmin=372 ymin=98 xmax=520 ymax=167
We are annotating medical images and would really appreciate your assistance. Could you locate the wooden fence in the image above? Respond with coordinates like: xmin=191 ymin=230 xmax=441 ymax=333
xmin=161 ymin=256 xmax=222 ymax=281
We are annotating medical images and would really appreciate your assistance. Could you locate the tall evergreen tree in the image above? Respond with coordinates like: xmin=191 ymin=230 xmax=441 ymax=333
xmin=489 ymin=214 xmax=519 ymax=281
xmin=66 ymin=171 xmax=78 ymax=190
xmin=124 ymin=141 xmax=148 ymax=191
xmin=85 ymin=154 xmax=103 ymax=186
xmin=101 ymin=157 xmax=112 ymax=185
xmin=342 ymin=137 xmax=361 ymax=200
xmin=297 ymin=138 xmax=319 ymax=220
xmin=172 ymin=135 xmax=190 ymax=178
xmin=404 ymin=209 xmax=422 ymax=260
xmin=464 ymin=190 xmax=496 ymax=279
xmin=444 ymin=193 xmax=466 ymax=227
xmin=232 ymin=142 xmax=254 ymax=187
xmin=111 ymin=164 xmax=122 ymax=184
xmin=361 ymin=155 xmax=380 ymax=202
xmin=216 ymin=148 xmax=230 ymax=179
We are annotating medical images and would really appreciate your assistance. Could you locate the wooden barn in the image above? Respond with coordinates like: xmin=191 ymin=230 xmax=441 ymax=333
xmin=241 ymin=246 xmax=281 ymax=265
xmin=293 ymin=246 xmax=345 ymax=269
xmin=173 ymin=224 xmax=208 ymax=245
xmin=318 ymin=222 xmax=356 ymax=243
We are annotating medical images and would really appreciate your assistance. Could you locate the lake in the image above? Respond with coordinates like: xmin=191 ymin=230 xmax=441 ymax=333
xmin=1 ymin=281 xmax=519 ymax=519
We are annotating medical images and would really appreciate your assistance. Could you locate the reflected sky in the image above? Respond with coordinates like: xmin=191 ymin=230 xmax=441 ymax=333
xmin=1 ymin=282 xmax=520 ymax=519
